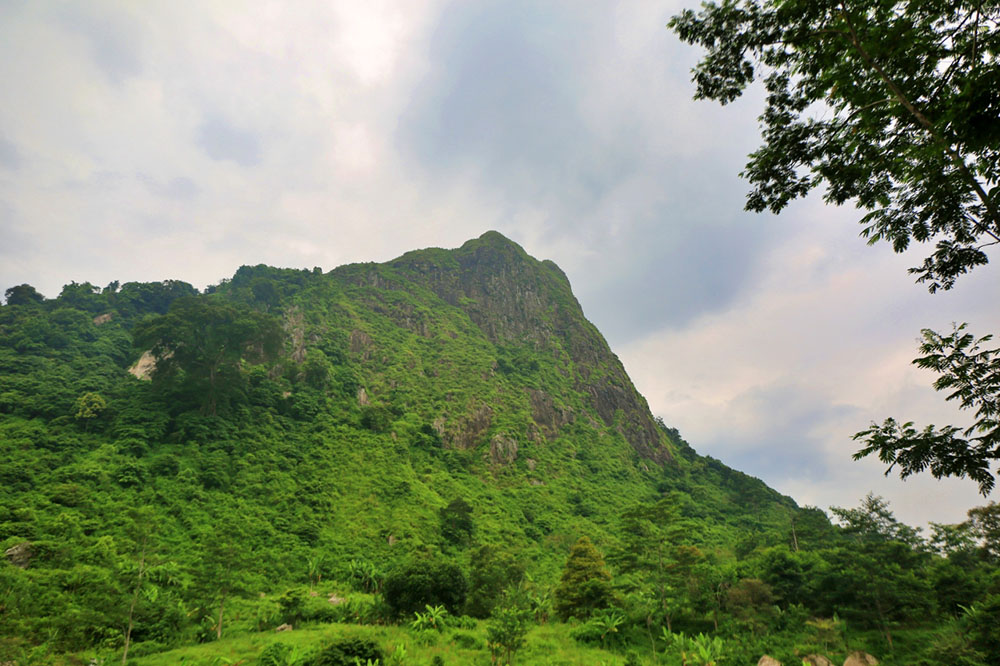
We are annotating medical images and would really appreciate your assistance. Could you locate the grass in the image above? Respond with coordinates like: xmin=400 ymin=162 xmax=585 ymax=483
xmin=112 ymin=621 xmax=648 ymax=666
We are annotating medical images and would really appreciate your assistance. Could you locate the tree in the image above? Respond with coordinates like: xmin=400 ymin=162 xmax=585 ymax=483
xmin=192 ymin=518 xmax=254 ymax=640
xmin=670 ymin=1 xmax=1000 ymax=490
xmin=827 ymin=495 xmax=932 ymax=646
xmin=829 ymin=492 xmax=924 ymax=547
xmin=439 ymin=497 xmax=475 ymax=547
xmin=4 ymin=284 xmax=44 ymax=306
xmin=725 ymin=578 xmax=776 ymax=635
xmin=554 ymin=536 xmax=615 ymax=621
xmin=854 ymin=324 xmax=1000 ymax=494
xmin=467 ymin=544 xmax=526 ymax=618
xmin=73 ymin=392 xmax=107 ymax=431
xmin=967 ymin=501 xmax=1000 ymax=560
xmin=669 ymin=1 xmax=1000 ymax=292
xmin=133 ymin=295 xmax=283 ymax=415
xmin=609 ymin=498 xmax=697 ymax=635
xmin=382 ymin=559 xmax=468 ymax=618
xmin=486 ymin=593 xmax=533 ymax=666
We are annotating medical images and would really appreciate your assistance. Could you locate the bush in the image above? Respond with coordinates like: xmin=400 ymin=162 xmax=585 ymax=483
xmin=311 ymin=636 xmax=383 ymax=666
xmin=450 ymin=630 xmax=483 ymax=650
xmin=259 ymin=642 xmax=293 ymax=666
xmin=328 ymin=596 xmax=390 ymax=625
xmin=383 ymin=560 xmax=467 ymax=618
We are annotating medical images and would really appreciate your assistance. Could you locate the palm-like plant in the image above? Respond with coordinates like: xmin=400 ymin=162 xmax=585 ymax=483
xmin=589 ymin=609 xmax=625 ymax=647
xmin=410 ymin=604 xmax=449 ymax=631
xmin=663 ymin=630 xmax=725 ymax=666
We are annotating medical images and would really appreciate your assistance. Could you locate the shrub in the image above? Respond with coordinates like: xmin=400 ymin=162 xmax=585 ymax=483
xmin=311 ymin=637 xmax=383 ymax=666
xmin=383 ymin=560 xmax=467 ymax=618
xmin=259 ymin=642 xmax=293 ymax=666
xmin=450 ymin=630 xmax=483 ymax=650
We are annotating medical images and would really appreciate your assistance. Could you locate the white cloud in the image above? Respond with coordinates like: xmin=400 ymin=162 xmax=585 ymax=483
xmin=619 ymin=196 xmax=1000 ymax=527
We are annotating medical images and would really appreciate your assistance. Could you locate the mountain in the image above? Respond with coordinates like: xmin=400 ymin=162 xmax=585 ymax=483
xmin=0 ymin=231 xmax=803 ymax=655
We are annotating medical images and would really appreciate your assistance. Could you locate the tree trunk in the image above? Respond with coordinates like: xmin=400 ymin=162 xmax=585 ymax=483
xmin=216 ymin=589 xmax=227 ymax=640
xmin=122 ymin=537 xmax=147 ymax=665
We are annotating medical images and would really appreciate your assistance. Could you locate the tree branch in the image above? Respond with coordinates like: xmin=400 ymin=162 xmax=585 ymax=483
xmin=837 ymin=3 xmax=1000 ymax=242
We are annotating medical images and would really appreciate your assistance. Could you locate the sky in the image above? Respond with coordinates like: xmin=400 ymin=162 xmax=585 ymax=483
xmin=1 ymin=0 xmax=996 ymax=529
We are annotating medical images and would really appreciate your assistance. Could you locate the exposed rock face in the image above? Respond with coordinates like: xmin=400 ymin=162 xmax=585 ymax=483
xmin=349 ymin=329 xmax=373 ymax=358
xmin=843 ymin=652 xmax=878 ymax=666
xmin=528 ymin=389 xmax=573 ymax=440
xmin=284 ymin=306 xmax=306 ymax=363
xmin=392 ymin=231 xmax=671 ymax=463
xmin=489 ymin=434 xmax=518 ymax=466
xmin=128 ymin=350 xmax=158 ymax=380
xmin=758 ymin=657 xmax=782 ymax=666
xmin=4 ymin=542 xmax=32 ymax=568
xmin=357 ymin=387 xmax=370 ymax=407
xmin=92 ymin=312 xmax=113 ymax=325
xmin=447 ymin=403 xmax=492 ymax=450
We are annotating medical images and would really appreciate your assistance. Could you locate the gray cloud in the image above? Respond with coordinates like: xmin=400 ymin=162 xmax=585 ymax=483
xmin=400 ymin=1 xmax=596 ymax=198
xmin=577 ymin=165 xmax=795 ymax=341
xmin=52 ymin=4 xmax=142 ymax=84
xmin=0 ymin=137 xmax=22 ymax=170
xmin=197 ymin=116 xmax=262 ymax=166
xmin=140 ymin=175 xmax=201 ymax=201
xmin=1 ymin=0 xmax=995 ymax=527
xmin=697 ymin=384 xmax=862 ymax=483
xmin=400 ymin=1 xmax=787 ymax=341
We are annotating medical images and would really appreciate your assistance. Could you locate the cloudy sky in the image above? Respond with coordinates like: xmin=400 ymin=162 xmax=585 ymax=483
xmin=1 ymin=0 xmax=996 ymax=528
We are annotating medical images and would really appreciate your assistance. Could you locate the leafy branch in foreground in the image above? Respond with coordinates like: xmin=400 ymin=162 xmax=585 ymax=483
xmin=669 ymin=0 xmax=1000 ymax=292
xmin=854 ymin=324 xmax=1000 ymax=494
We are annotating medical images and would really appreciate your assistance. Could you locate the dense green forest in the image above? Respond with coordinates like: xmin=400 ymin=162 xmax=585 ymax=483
xmin=2 ymin=232 xmax=998 ymax=665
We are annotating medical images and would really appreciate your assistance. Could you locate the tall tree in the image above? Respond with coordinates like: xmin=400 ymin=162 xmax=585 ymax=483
xmin=610 ymin=498 xmax=697 ymax=634
xmin=133 ymin=295 xmax=283 ymax=415
xmin=827 ymin=495 xmax=932 ymax=646
xmin=192 ymin=517 xmax=254 ymax=640
xmin=3 ymin=284 xmax=44 ymax=306
xmin=670 ymin=0 xmax=1000 ymax=490
xmin=554 ymin=536 xmax=615 ymax=621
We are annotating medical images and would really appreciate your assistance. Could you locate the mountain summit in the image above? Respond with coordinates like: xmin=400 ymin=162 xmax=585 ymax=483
xmin=384 ymin=231 xmax=670 ymax=462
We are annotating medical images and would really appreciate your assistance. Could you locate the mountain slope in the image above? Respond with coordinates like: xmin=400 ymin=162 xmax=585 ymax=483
xmin=0 ymin=231 xmax=801 ymax=653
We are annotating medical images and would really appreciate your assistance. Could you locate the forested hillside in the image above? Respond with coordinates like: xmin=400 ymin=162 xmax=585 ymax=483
xmin=1 ymin=232 xmax=997 ymax=665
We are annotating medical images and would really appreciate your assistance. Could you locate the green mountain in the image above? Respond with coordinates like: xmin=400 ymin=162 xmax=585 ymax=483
xmin=14 ymin=232 xmax=990 ymax=665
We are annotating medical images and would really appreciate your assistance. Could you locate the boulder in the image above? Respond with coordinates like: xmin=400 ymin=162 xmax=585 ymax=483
xmin=274 ymin=623 xmax=293 ymax=632
xmin=843 ymin=652 xmax=878 ymax=666
xmin=4 ymin=542 xmax=32 ymax=568
xmin=802 ymin=657 xmax=835 ymax=666
xmin=758 ymin=656 xmax=782 ymax=666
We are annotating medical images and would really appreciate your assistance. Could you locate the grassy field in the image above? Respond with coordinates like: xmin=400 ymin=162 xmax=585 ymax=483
xmin=114 ymin=621 xmax=640 ymax=666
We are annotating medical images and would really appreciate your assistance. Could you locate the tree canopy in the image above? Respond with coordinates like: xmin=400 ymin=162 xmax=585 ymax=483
xmin=670 ymin=0 xmax=1000 ymax=493
xmin=133 ymin=295 xmax=283 ymax=415
xmin=669 ymin=0 xmax=1000 ymax=291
